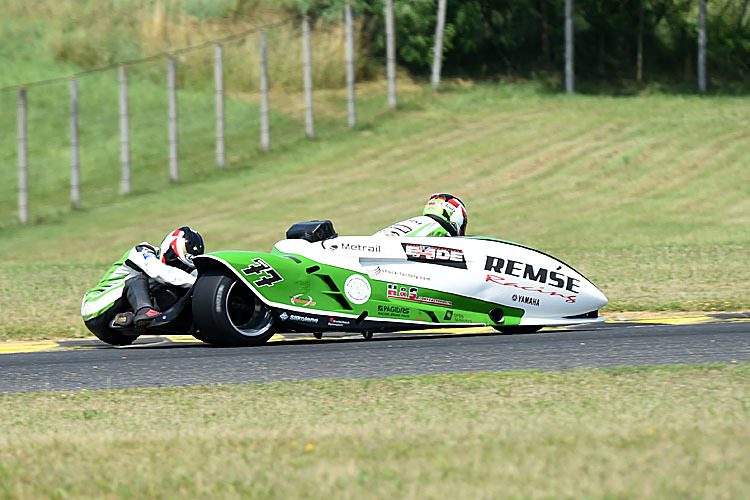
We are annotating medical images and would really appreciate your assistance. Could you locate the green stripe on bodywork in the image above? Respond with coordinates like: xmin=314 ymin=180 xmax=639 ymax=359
xmin=200 ymin=250 xmax=524 ymax=327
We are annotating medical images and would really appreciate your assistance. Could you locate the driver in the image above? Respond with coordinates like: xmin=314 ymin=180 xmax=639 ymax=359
xmin=81 ymin=226 xmax=205 ymax=336
xmin=374 ymin=193 xmax=468 ymax=237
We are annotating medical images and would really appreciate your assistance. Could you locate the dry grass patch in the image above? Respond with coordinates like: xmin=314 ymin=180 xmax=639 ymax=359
xmin=1 ymin=364 xmax=749 ymax=499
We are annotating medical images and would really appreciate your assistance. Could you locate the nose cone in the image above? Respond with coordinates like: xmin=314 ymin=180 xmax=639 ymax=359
xmin=575 ymin=280 xmax=608 ymax=313
xmin=591 ymin=287 xmax=608 ymax=310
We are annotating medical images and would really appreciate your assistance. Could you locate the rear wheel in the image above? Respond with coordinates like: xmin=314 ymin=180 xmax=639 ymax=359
xmin=492 ymin=325 xmax=543 ymax=335
xmin=192 ymin=271 xmax=276 ymax=346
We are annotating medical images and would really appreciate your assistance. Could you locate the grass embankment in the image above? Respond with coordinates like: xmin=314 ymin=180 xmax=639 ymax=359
xmin=1 ymin=83 xmax=748 ymax=339
xmin=1 ymin=364 xmax=748 ymax=499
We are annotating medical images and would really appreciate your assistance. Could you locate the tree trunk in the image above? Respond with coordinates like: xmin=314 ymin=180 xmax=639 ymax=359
xmin=540 ymin=0 xmax=551 ymax=65
xmin=697 ymin=0 xmax=707 ymax=93
xmin=637 ymin=0 xmax=644 ymax=82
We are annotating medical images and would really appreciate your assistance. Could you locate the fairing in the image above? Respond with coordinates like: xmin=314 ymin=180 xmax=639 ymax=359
xmin=193 ymin=235 xmax=608 ymax=331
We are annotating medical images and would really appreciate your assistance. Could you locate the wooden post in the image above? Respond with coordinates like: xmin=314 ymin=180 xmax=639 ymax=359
xmin=431 ymin=0 xmax=447 ymax=90
xmin=345 ymin=3 xmax=356 ymax=127
xmin=118 ymin=65 xmax=131 ymax=195
xmin=385 ymin=0 xmax=397 ymax=108
xmin=564 ymin=0 xmax=574 ymax=94
xmin=215 ymin=43 xmax=226 ymax=167
xmin=70 ymin=77 xmax=80 ymax=209
xmin=167 ymin=55 xmax=179 ymax=183
xmin=17 ymin=86 xmax=28 ymax=225
xmin=302 ymin=17 xmax=315 ymax=139
xmin=697 ymin=0 xmax=707 ymax=94
xmin=259 ymin=31 xmax=270 ymax=152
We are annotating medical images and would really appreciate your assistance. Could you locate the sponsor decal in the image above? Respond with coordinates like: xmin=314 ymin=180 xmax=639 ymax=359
xmin=291 ymin=294 xmax=316 ymax=306
xmin=377 ymin=305 xmax=410 ymax=318
xmin=280 ymin=311 xmax=319 ymax=324
xmin=379 ymin=220 xmax=423 ymax=237
xmin=344 ymin=274 xmax=372 ymax=305
xmin=370 ymin=266 xmax=430 ymax=282
xmin=486 ymin=274 xmax=577 ymax=303
xmin=484 ymin=256 xmax=580 ymax=293
xmin=289 ymin=314 xmax=319 ymax=324
xmin=402 ymin=243 xmax=467 ymax=269
xmin=328 ymin=317 xmax=351 ymax=327
xmin=442 ymin=310 xmax=471 ymax=322
xmin=241 ymin=258 xmax=284 ymax=287
xmin=512 ymin=294 xmax=540 ymax=307
xmin=386 ymin=283 xmax=452 ymax=307
xmin=328 ymin=242 xmax=381 ymax=253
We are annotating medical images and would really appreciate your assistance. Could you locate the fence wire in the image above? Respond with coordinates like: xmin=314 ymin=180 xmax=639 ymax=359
xmin=0 ymin=13 xmax=387 ymax=227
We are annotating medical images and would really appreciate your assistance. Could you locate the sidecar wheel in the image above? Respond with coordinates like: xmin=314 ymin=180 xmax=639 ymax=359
xmin=192 ymin=271 xmax=276 ymax=347
xmin=92 ymin=329 xmax=139 ymax=346
xmin=492 ymin=325 xmax=543 ymax=335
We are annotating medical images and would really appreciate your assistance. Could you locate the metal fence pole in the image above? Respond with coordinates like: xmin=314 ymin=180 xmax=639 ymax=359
xmin=385 ymin=0 xmax=397 ymax=109
xmin=167 ymin=55 xmax=179 ymax=182
xmin=345 ymin=3 xmax=356 ymax=127
xmin=118 ymin=65 xmax=131 ymax=194
xmin=302 ymin=16 xmax=315 ymax=139
xmin=215 ymin=43 xmax=226 ymax=167
xmin=431 ymin=0 xmax=447 ymax=90
xmin=697 ymin=0 xmax=707 ymax=94
xmin=17 ymin=86 xmax=28 ymax=225
xmin=564 ymin=0 xmax=575 ymax=94
xmin=70 ymin=77 xmax=80 ymax=209
xmin=259 ymin=31 xmax=271 ymax=152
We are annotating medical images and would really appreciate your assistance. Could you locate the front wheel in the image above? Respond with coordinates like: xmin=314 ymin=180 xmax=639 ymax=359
xmin=192 ymin=271 xmax=276 ymax=346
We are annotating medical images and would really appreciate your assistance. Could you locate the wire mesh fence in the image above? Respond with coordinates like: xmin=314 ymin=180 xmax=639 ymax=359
xmin=0 ymin=9 xmax=413 ymax=228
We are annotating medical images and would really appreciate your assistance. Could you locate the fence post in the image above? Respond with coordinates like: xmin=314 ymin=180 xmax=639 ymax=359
xmin=385 ymin=0 xmax=397 ymax=109
xmin=302 ymin=16 xmax=315 ymax=139
xmin=70 ymin=77 xmax=80 ymax=209
xmin=697 ymin=0 xmax=707 ymax=94
xmin=17 ymin=86 xmax=28 ymax=225
xmin=431 ymin=0 xmax=447 ymax=90
xmin=119 ymin=65 xmax=131 ymax=194
xmin=167 ymin=55 xmax=179 ymax=182
xmin=259 ymin=31 xmax=271 ymax=152
xmin=564 ymin=0 xmax=574 ymax=94
xmin=345 ymin=3 xmax=356 ymax=127
xmin=215 ymin=43 xmax=226 ymax=167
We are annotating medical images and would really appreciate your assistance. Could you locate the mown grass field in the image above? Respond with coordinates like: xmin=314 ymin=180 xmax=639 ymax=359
xmin=1 ymin=82 xmax=748 ymax=339
xmin=1 ymin=364 xmax=748 ymax=499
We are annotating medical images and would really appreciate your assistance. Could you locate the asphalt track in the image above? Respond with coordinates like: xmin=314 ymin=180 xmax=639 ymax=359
xmin=1 ymin=314 xmax=748 ymax=393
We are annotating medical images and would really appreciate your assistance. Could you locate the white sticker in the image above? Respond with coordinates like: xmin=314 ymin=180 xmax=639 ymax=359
xmin=344 ymin=274 xmax=371 ymax=305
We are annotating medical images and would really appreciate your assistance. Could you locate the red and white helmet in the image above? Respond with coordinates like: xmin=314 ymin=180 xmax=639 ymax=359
xmin=423 ymin=193 xmax=468 ymax=236
xmin=159 ymin=226 xmax=205 ymax=269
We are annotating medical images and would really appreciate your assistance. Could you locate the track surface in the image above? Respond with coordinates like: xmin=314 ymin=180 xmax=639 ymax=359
xmin=2 ymin=316 xmax=748 ymax=393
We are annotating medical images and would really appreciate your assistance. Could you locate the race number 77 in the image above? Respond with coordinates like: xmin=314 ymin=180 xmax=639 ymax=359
xmin=241 ymin=258 xmax=284 ymax=287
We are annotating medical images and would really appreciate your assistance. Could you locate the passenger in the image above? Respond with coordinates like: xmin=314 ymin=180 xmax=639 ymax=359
xmin=374 ymin=193 xmax=468 ymax=237
xmin=81 ymin=227 xmax=204 ymax=342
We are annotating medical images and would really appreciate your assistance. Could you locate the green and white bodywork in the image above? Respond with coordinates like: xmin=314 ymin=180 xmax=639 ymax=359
xmin=190 ymin=234 xmax=608 ymax=346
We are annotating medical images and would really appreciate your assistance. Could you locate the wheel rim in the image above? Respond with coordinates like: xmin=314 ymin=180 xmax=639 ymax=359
xmin=225 ymin=280 xmax=274 ymax=337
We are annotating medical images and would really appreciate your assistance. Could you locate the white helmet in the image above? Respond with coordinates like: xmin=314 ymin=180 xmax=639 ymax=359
xmin=423 ymin=193 xmax=468 ymax=236
xmin=159 ymin=226 xmax=205 ymax=270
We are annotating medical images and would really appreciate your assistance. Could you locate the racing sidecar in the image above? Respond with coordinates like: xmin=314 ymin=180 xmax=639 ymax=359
xmin=190 ymin=221 xmax=608 ymax=346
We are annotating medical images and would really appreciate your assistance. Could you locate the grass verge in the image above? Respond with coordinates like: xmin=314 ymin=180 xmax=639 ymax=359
xmin=1 ymin=364 xmax=748 ymax=499
xmin=1 ymin=82 xmax=748 ymax=339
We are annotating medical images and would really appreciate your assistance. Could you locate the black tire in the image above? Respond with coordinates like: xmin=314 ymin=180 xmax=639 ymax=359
xmin=91 ymin=329 xmax=139 ymax=346
xmin=192 ymin=270 xmax=276 ymax=346
xmin=84 ymin=312 xmax=140 ymax=346
xmin=492 ymin=325 xmax=543 ymax=335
